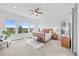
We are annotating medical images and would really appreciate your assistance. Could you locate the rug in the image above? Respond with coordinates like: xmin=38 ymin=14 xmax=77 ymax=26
xmin=26 ymin=39 xmax=44 ymax=49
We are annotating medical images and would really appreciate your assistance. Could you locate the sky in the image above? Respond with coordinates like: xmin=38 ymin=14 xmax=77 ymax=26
xmin=19 ymin=22 xmax=29 ymax=28
xmin=5 ymin=19 xmax=34 ymax=28
xmin=5 ymin=20 xmax=16 ymax=28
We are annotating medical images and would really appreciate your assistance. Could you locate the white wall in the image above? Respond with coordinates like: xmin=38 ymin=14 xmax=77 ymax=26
xmin=77 ymin=3 xmax=79 ymax=56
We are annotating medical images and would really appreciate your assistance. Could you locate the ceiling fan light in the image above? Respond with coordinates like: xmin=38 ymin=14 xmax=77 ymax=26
xmin=34 ymin=12 xmax=38 ymax=15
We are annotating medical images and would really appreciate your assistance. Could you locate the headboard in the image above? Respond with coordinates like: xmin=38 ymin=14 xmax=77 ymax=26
xmin=42 ymin=29 xmax=53 ymax=33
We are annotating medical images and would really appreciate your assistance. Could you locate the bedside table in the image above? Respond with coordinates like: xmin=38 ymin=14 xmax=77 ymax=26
xmin=51 ymin=32 xmax=58 ymax=40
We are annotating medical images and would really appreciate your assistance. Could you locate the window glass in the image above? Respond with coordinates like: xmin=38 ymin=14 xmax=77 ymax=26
xmin=18 ymin=22 xmax=29 ymax=33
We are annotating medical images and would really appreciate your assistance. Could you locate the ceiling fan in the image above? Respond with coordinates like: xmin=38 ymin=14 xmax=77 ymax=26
xmin=29 ymin=8 xmax=43 ymax=16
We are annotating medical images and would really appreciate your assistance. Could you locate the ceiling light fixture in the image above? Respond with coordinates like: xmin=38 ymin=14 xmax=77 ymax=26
xmin=34 ymin=12 xmax=38 ymax=15
xmin=29 ymin=8 xmax=43 ymax=16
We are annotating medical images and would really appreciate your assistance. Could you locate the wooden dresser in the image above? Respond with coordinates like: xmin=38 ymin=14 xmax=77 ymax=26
xmin=61 ymin=36 xmax=71 ymax=48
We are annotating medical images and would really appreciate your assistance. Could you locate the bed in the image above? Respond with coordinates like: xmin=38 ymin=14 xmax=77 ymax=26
xmin=33 ymin=29 xmax=53 ymax=43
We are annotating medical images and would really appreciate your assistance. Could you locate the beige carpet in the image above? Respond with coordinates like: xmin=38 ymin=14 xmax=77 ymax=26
xmin=0 ymin=39 xmax=74 ymax=56
xmin=26 ymin=39 xmax=44 ymax=49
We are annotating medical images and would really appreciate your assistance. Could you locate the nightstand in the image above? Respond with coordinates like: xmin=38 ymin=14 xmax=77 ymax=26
xmin=51 ymin=32 xmax=58 ymax=40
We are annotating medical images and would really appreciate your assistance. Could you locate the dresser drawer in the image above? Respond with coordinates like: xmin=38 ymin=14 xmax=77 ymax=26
xmin=61 ymin=36 xmax=70 ymax=48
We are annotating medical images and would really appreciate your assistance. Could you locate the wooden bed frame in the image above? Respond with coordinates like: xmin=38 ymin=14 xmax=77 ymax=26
xmin=33 ymin=32 xmax=46 ymax=43
xmin=33 ymin=29 xmax=53 ymax=43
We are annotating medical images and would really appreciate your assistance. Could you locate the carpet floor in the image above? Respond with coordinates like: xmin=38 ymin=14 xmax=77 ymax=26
xmin=0 ymin=39 xmax=74 ymax=56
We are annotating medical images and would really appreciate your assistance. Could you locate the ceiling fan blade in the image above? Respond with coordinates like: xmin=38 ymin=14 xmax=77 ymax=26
xmin=37 ymin=12 xmax=43 ymax=14
xmin=29 ymin=9 xmax=34 ymax=12
xmin=35 ymin=8 xmax=39 ymax=11
xmin=37 ymin=8 xmax=39 ymax=10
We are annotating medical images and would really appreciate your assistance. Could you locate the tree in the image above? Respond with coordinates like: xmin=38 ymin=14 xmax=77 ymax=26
xmin=18 ymin=25 xmax=22 ymax=33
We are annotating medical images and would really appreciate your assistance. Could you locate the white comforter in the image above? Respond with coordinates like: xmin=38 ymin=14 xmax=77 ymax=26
xmin=45 ymin=33 xmax=51 ymax=42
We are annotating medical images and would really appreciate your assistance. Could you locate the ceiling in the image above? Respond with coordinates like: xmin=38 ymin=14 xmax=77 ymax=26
xmin=0 ymin=3 xmax=74 ymax=26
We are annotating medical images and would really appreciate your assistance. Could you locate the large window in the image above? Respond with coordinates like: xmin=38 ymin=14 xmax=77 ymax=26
xmin=5 ymin=19 xmax=16 ymax=34
xmin=18 ymin=22 xmax=29 ymax=33
xmin=3 ymin=19 xmax=16 ymax=37
xmin=4 ymin=20 xmax=35 ymax=34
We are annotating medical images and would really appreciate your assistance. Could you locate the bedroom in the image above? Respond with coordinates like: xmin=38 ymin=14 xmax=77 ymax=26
xmin=0 ymin=3 xmax=77 ymax=56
